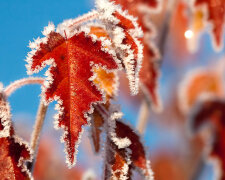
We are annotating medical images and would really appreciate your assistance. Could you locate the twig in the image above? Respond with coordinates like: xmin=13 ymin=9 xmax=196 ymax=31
xmin=4 ymin=77 xmax=44 ymax=97
xmin=136 ymin=99 xmax=150 ymax=134
xmin=29 ymin=101 xmax=48 ymax=172
xmin=135 ymin=98 xmax=150 ymax=132
xmin=68 ymin=10 xmax=99 ymax=28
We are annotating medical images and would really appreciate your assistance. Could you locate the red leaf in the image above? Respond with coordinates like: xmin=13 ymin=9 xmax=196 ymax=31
xmin=0 ymin=93 xmax=32 ymax=180
xmin=97 ymin=0 xmax=144 ymax=95
xmin=191 ymin=98 xmax=225 ymax=179
xmin=103 ymin=107 xmax=153 ymax=179
xmin=26 ymin=25 xmax=119 ymax=167
xmin=115 ymin=120 xmax=153 ymax=178
xmin=90 ymin=104 xmax=153 ymax=179
xmin=0 ymin=136 xmax=32 ymax=180
xmin=104 ymin=136 xmax=132 ymax=180
xmin=194 ymin=0 xmax=225 ymax=49
xmin=111 ymin=0 xmax=162 ymax=111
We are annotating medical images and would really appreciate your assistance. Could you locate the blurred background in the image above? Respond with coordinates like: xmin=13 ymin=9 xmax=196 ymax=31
xmin=0 ymin=0 xmax=225 ymax=179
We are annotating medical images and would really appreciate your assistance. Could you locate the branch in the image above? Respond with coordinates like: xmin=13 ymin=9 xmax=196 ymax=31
xmin=68 ymin=10 xmax=99 ymax=29
xmin=29 ymin=101 xmax=48 ymax=172
xmin=4 ymin=77 xmax=44 ymax=97
xmin=136 ymin=99 xmax=150 ymax=134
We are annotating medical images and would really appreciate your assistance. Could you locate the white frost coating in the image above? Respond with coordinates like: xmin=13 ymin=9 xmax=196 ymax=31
xmin=96 ymin=0 xmax=120 ymax=24
xmin=111 ymin=136 xmax=131 ymax=149
xmin=0 ymin=83 xmax=3 ymax=91
xmin=42 ymin=22 xmax=55 ymax=36
xmin=0 ymin=92 xmax=12 ymax=138
xmin=96 ymin=0 xmax=144 ymax=95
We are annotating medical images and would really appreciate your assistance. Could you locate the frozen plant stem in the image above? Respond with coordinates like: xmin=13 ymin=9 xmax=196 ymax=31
xmin=30 ymin=101 xmax=48 ymax=171
xmin=136 ymin=100 xmax=149 ymax=134
xmin=68 ymin=10 xmax=99 ymax=28
xmin=4 ymin=77 xmax=44 ymax=97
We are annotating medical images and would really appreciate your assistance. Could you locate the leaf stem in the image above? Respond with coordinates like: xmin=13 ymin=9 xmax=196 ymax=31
xmin=29 ymin=101 xmax=48 ymax=172
xmin=136 ymin=99 xmax=150 ymax=134
xmin=4 ymin=77 xmax=44 ymax=97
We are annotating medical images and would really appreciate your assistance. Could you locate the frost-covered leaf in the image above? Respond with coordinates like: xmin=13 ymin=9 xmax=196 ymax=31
xmin=111 ymin=0 xmax=161 ymax=111
xmin=96 ymin=0 xmax=144 ymax=95
xmin=178 ymin=69 xmax=224 ymax=113
xmin=194 ymin=0 xmax=225 ymax=50
xmin=114 ymin=120 xmax=153 ymax=178
xmin=0 ymin=136 xmax=32 ymax=180
xmin=26 ymin=24 xmax=119 ymax=167
xmin=104 ymin=136 xmax=132 ymax=180
xmin=104 ymin=107 xmax=153 ymax=180
xmin=0 ymin=92 xmax=32 ymax=180
xmin=191 ymin=98 xmax=225 ymax=180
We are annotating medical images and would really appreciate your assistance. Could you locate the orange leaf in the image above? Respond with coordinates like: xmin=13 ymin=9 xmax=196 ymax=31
xmin=26 ymin=25 xmax=119 ymax=167
xmin=89 ymin=25 xmax=118 ymax=98
xmin=179 ymin=69 xmax=224 ymax=113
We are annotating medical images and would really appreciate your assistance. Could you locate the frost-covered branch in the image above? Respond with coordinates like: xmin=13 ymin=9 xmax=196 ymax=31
xmin=30 ymin=101 xmax=48 ymax=171
xmin=4 ymin=77 xmax=44 ymax=97
xmin=68 ymin=10 xmax=99 ymax=28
